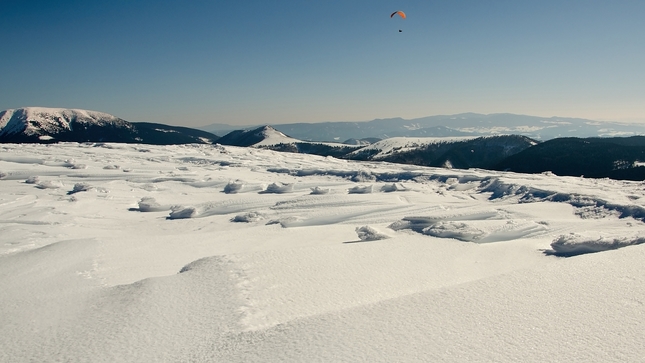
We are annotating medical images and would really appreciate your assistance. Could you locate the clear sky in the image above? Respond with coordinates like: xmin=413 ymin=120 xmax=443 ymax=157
xmin=2 ymin=0 xmax=644 ymax=127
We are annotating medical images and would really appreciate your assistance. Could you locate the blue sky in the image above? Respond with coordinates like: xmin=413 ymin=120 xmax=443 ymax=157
xmin=2 ymin=0 xmax=644 ymax=127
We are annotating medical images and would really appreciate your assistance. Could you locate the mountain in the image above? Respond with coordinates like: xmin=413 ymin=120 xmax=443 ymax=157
xmin=215 ymin=125 xmax=298 ymax=147
xmin=216 ymin=125 xmax=361 ymax=158
xmin=218 ymin=125 xmax=645 ymax=181
xmin=200 ymin=113 xmax=645 ymax=142
xmin=5 ymin=108 xmax=645 ymax=181
xmin=217 ymin=125 xmax=535 ymax=170
xmin=348 ymin=135 xmax=537 ymax=169
xmin=494 ymin=136 xmax=645 ymax=180
xmin=129 ymin=122 xmax=220 ymax=145
xmin=0 ymin=107 xmax=220 ymax=145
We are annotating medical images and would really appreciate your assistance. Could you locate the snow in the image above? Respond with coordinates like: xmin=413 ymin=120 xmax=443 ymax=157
xmin=1 ymin=142 xmax=645 ymax=362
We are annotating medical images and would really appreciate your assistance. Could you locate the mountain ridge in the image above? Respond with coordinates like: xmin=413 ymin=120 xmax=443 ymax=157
xmin=3 ymin=107 xmax=645 ymax=181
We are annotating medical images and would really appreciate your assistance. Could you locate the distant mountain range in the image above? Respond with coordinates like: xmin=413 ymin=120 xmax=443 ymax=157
xmin=200 ymin=113 xmax=645 ymax=142
xmin=3 ymin=107 xmax=645 ymax=181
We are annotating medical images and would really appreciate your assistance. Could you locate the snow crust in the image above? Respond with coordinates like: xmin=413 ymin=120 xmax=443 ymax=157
xmin=1 ymin=142 xmax=645 ymax=362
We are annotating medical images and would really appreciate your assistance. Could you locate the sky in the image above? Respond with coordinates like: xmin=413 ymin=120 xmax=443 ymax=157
xmin=1 ymin=0 xmax=645 ymax=127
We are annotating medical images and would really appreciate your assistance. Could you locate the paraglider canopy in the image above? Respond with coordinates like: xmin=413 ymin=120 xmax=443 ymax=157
xmin=390 ymin=11 xmax=406 ymax=19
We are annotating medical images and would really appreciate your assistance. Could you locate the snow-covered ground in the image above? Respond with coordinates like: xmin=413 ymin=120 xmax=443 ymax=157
xmin=1 ymin=142 xmax=645 ymax=362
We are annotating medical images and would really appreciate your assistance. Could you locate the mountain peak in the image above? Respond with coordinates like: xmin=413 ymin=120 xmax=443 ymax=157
xmin=216 ymin=125 xmax=298 ymax=147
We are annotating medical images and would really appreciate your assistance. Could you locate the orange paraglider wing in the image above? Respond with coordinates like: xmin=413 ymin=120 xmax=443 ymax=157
xmin=390 ymin=11 xmax=406 ymax=19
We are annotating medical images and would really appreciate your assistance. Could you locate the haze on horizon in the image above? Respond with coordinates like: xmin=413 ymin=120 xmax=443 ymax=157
xmin=1 ymin=1 xmax=644 ymax=127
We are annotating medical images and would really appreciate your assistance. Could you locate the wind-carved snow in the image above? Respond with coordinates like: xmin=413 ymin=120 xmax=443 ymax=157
xmin=224 ymin=180 xmax=245 ymax=194
xmin=2 ymin=142 xmax=645 ymax=362
xmin=387 ymin=210 xmax=547 ymax=243
xmin=355 ymin=225 xmax=390 ymax=241
xmin=546 ymin=232 xmax=645 ymax=256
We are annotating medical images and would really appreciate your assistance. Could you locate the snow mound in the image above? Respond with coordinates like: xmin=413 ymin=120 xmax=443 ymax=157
xmin=355 ymin=225 xmax=390 ymax=241
xmin=422 ymin=221 xmax=486 ymax=242
xmin=25 ymin=176 xmax=39 ymax=184
xmin=135 ymin=197 xmax=170 ymax=212
xmin=389 ymin=211 xmax=547 ymax=243
xmin=224 ymin=180 xmax=244 ymax=194
xmin=380 ymin=183 xmax=407 ymax=192
xmin=260 ymin=182 xmax=293 ymax=194
xmin=348 ymin=185 xmax=372 ymax=194
xmin=36 ymin=180 xmax=63 ymax=189
xmin=310 ymin=186 xmax=330 ymax=195
xmin=547 ymin=233 xmax=645 ymax=257
xmin=231 ymin=212 xmax=263 ymax=223
xmin=168 ymin=206 xmax=198 ymax=219
xmin=67 ymin=183 xmax=92 ymax=195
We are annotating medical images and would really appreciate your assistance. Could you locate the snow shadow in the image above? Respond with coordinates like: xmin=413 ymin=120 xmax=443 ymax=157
xmin=176 ymin=157 xmax=241 ymax=168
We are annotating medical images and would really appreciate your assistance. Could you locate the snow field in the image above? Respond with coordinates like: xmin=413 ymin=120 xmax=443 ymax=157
xmin=1 ymin=142 xmax=645 ymax=362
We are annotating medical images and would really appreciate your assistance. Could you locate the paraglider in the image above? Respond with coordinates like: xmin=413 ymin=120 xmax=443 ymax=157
xmin=390 ymin=11 xmax=406 ymax=32
xmin=390 ymin=11 xmax=406 ymax=19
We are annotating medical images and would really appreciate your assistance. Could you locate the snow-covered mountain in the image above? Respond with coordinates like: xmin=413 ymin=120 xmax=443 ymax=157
xmin=230 ymin=127 xmax=645 ymax=180
xmin=0 ymin=107 xmax=131 ymax=141
xmin=0 ymin=107 xmax=219 ymax=144
xmin=219 ymin=126 xmax=536 ymax=171
xmin=346 ymin=136 xmax=479 ymax=160
xmin=215 ymin=125 xmax=299 ymax=147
